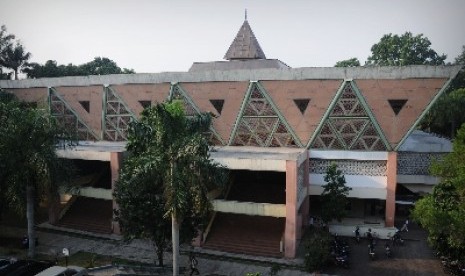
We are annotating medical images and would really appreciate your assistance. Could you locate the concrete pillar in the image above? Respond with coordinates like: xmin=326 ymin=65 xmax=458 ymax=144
xmin=110 ymin=151 xmax=123 ymax=235
xmin=284 ymin=159 xmax=298 ymax=258
xmin=385 ymin=152 xmax=397 ymax=227
xmin=300 ymin=151 xmax=310 ymax=228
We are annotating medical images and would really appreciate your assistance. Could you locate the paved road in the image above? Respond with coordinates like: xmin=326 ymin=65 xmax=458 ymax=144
xmin=323 ymin=221 xmax=446 ymax=276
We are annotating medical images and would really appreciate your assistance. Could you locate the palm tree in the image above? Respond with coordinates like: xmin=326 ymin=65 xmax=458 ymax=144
xmin=0 ymin=93 xmax=73 ymax=258
xmin=2 ymin=42 xmax=31 ymax=80
xmin=125 ymin=101 xmax=226 ymax=275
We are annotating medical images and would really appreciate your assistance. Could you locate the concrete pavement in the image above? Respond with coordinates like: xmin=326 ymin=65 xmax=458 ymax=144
xmin=1 ymin=224 xmax=312 ymax=276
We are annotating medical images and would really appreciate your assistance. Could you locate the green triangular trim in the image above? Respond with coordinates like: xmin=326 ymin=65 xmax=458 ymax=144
xmin=307 ymin=80 xmax=344 ymax=148
xmin=173 ymin=84 xmax=226 ymax=146
xmin=103 ymin=86 xmax=137 ymax=141
xmin=308 ymin=80 xmax=391 ymax=151
xmin=395 ymin=77 xmax=455 ymax=151
xmin=350 ymin=81 xmax=391 ymax=151
xmin=256 ymin=82 xmax=302 ymax=147
xmin=106 ymin=86 xmax=137 ymax=118
xmin=48 ymin=87 xmax=99 ymax=140
xmin=229 ymin=82 xmax=302 ymax=147
xmin=228 ymin=82 xmax=254 ymax=145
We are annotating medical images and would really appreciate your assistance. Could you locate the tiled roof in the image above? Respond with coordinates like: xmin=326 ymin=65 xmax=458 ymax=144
xmin=224 ymin=20 xmax=266 ymax=60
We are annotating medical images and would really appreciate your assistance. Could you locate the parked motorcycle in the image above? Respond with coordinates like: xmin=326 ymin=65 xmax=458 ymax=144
xmin=21 ymin=236 xmax=39 ymax=249
xmin=392 ymin=231 xmax=405 ymax=246
xmin=368 ymin=243 xmax=376 ymax=260
xmin=385 ymin=243 xmax=393 ymax=258
xmin=334 ymin=253 xmax=350 ymax=268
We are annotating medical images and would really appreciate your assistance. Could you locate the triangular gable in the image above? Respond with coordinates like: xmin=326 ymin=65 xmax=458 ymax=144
xmin=110 ymin=84 xmax=170 ymax=117
xmin=230 ymin=82 xmax=302 ymax=147
xmin=103 ymin=87 xmax=137 ymax=141
xmin=179 ymin=82 xmax=249 ymax=144
xmin=52 ymin=86 xmax=103 ymax=138
xmin=49 ymin=88 xmax=99 ymax=140
xmin=170 ymin=84 xmax=226 ymax=146
xmin=356 ymin=78 xmax=448 ymax=148
xmin=310 ymin=81 xmax=389 ymax=151
xmin=261 ymin=80 xmax=342 ymax=146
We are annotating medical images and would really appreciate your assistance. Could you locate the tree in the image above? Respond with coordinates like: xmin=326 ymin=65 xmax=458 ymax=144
xmin=2 ymin=42 xmax=31 ymax=80
xmin=0 ymin=25 xmax=15 ymax=79
xmin=320 ymin=163 xmax=352 ymax=223
xmin=0 ymin=92 xmax=74 ymax=258
xmin=80 ymin=57 xmax=135 ymax=75
xmin=420 ymin=88 xmax=465 ymax=138
xmin=114 ymin=101 xmax=226 ymax=275
xmin=420 ymin=46 xmax=465 ymax=138
xmin=335 ymin=58 xmax=360 ymax=67
xmin=24 ymin=57 xmax=135 ymax=78
xmin=448 ymin=45 xmax=465 ymax=92
xmin=366 ymin=32 xmax=446 ymax=66
xmin=114 ymin=151 xmax=205 ymax=267
xmin=412 ymin=123 xmax=465 ymax=264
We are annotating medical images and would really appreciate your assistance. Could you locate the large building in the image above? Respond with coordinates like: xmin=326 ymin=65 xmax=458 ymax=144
xmin=0 ymin=18 xmax=460 ymax=258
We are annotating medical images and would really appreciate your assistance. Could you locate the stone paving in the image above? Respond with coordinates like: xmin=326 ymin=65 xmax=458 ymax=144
xmin=1 ymin=220 xmax=444 ymax=275
xmin=1 ymin=224 xmax=312 ymax=276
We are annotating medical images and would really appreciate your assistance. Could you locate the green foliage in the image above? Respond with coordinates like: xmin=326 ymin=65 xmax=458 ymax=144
xmin=269 ymin=263 xmax=281 ymax=276
xmin=2 ymin=43 xmax=31 ymax=80
xmin=419 ymin=46 xmax=465 ymax=138
xmin=114 ymin=100 xmax=227 ymax=268
xmin=334 ymin=58 xmax=360 ymax=67
xmin=304 ymin=228 xmax=332 ymax=272
xmin=0 ymin=91 xmax=76 ymax=257
xmin=0 ymin=25 xmax=31 ymax=80
xmin=412 ymin=123 xmax=465 ymax=262
xmin=24 ymin=57 xmax=135 ymax=78
xmin=420 ymin=88 xmax=465 ymax=138
xmin=366 ymin=32 xmax=446 ymax=66
xmin=320 ymin=164 xmax=352 ymax=223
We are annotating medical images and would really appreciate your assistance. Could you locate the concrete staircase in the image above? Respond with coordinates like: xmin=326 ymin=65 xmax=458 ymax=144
xmin=57 ymin=197 xmax=113 ymax=234
xmin=203 ymin=213 xmax=285 ymax=258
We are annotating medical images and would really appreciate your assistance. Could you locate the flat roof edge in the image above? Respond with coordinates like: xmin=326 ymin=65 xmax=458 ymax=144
xmin=1 ymin=65 xmax=461 ymax=89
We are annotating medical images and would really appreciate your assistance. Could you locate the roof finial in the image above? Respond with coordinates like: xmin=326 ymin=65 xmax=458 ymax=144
xmin=245 ymin=9 xmax=247 ymax=21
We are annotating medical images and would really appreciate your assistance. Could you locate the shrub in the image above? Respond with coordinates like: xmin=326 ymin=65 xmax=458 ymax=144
xmin=304 ymin=228 xmax=332 ymax=272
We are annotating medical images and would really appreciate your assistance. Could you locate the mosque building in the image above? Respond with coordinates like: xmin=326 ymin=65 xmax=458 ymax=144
xmin=0 ymin=17 xmax=460 ymax=258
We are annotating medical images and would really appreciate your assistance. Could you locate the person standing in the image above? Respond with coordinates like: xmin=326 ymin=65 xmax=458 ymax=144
xmin=189 ymin=253 xmax=199 ymax=276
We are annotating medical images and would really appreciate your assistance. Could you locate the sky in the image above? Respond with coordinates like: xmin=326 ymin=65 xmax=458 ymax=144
xmin=1 ymin=0 xmax=465 ymax=73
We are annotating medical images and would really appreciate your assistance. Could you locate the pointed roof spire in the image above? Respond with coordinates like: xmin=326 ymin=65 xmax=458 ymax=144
xmin=224 ymin=12 xmax=266 ymax=60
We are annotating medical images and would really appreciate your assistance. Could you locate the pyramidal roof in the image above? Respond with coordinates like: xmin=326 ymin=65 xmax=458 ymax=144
xmin=224 ymin=17 xmax=266 ymax=60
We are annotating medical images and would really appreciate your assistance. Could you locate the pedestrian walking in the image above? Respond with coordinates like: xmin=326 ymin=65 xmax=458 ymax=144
xmin=400 ymin=219 xmax=409 ymax=232
xmin=189 ymin=253 xmax=199 ymax=276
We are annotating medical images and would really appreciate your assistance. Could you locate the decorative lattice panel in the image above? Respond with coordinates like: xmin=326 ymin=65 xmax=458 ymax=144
xmin=170 ymin=85 xmax=224 ymax=146
xmin=311 ymin=82 xmax=387 ymax=151
xmin=309 ymin=159 xmax=387 ymax=176
xmin=49 ymin=89 xmax=98 ymax=140
xmin=104 ymin=87 xmax=136 ymax=141
xmin=231 ymin=84 xmax=299 ymax=147
xmin=397 ymin=152 xmax=446 ymax=175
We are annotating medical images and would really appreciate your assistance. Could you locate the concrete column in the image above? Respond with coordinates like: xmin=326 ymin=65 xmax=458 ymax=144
xmin=385 ymin=152 xmax=397 ymax=227
xmin=300 ymin=151 xmax=310 ymax=228
xmin=110 ymin=151 xmax=123 ymax=235
xmin=284 ymin=159 xmax=298 ymax=258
